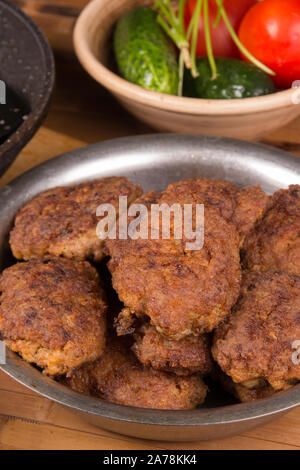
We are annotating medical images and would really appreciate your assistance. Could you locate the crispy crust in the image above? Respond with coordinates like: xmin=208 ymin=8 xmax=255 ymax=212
xmin=10 ymin=177 xmax=142 ymax=262
xmin=65 ymin=337 xmax=207 ymax=410
xmin=243 ymin=185 xmax=300 ymax=276
xmin=107 ymin=184 xmax=242 ymax=339
xmin=0 ymin=257 xmax=107 ymax=375
xmin=132 ymin=324 xmax=213 ymax=376
xmin=212 ymin=270 xmax=300 ymax=391
xmin=163 ymin=179 xmax=269 ymax=244
xmin=218 ymin=371 xmax=275 ymax=403
xmin=114 ymin=307 xmax=138 ymax=337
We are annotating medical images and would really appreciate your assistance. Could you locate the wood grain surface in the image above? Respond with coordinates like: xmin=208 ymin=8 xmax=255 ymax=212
xmin=0 ymin=0 xmax=300 ymax=450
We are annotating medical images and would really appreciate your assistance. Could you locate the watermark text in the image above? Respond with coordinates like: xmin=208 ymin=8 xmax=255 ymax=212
xmin=96 ymin=196 xmax=205 ymax=251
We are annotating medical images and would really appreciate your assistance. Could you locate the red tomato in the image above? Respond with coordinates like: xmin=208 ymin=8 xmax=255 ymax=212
xmin=239 ymin=0 xmax=300 ymax=89
xmin=184 ymin=0 xmax=256 ymax=58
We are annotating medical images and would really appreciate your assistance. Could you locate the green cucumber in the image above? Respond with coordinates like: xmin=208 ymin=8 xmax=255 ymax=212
xmin=184 ymin=58 xmax=276 ymax=99
xmin=113 ymin=6 xmax=179 ymax=95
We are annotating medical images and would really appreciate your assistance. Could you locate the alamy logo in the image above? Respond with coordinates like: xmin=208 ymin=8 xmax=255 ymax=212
xmin=292 ymin=340 xmax=300 ymax=365
xmin=291 ymin=80 xmax=300 ymax=105
xmin=0 ymin=341 xmax=6 ymax=365
xmin=0 ymin=80 xmax=6 ymax=104
xmin=96 ymin=196 xmax=205 ymax=251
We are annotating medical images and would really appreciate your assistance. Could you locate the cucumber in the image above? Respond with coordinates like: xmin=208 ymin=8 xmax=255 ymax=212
xmin=184 ymin=58 xmax=276 ymax=99
xmin=113 ymin=6 xmax=179 ymax=95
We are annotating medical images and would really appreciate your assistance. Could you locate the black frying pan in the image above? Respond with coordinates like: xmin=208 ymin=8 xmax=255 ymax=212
xmin=0 ymin=0 xmax=55 ymax=176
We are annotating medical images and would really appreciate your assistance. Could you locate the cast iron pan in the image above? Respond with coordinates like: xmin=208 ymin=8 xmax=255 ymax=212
xmin=0 ymin=0 xmax=55 ymax=177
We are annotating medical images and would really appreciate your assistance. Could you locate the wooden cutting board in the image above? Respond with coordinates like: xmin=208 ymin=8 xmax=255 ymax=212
xmin=0 ymin=0 xmax=300 ymax=451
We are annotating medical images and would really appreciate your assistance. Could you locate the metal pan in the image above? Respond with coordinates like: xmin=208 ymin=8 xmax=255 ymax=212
xmin=1 ymin=134 xmax=300 ymax=442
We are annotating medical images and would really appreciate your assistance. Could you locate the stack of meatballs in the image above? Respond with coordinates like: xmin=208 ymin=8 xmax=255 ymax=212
xmin=1 ymin=174 xmax=299 ymax=410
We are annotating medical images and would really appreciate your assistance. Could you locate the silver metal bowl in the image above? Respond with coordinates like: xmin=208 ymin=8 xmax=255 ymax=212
xmin=1 ymin=134 xmax=300 ymax=442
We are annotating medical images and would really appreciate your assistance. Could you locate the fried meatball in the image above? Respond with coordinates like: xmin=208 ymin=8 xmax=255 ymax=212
xmin=243 ymin=185 xmax=300 ymax=276
xmin=114 ymin=307 xmax=138 ymax=337
xmin=107 ymin=186 xmax=242 ymax=339
xmin=219 ymin=371 xmax=275 ymax=403
xmin=10 ymin=177 xmax=142 ymax=262
xmin=66 ymin=337 xmax=207 ymax=410
xmin=0 ymin=257 xmax=107 ymax=375
xmin=212 ymin=270 xmax=300 ymax=391
xmin=163 ymin=178 xmax=269 ymax=244
xmin=132 ymin=324 xmax=213 ymax=376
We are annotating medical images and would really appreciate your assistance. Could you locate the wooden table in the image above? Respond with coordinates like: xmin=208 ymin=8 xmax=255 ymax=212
xmin=1 ymin=0 xmax=300 ymax=451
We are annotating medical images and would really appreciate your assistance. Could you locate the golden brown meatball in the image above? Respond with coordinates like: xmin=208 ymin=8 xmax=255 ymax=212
xmin=66 ymin=337 xmax=207 ymax=410
xmin=0 ymin=257 xmax=107 ymax=375
xmin=243 ymin=185 xmax=300 ymax=276
xmin=107 ymin=185 xmax=242 ymax=339
xmin=132 ymin=324 xmax=213 ymax=376
xmin=212 ymin=270 xmax=300 ymax=391
xmin=10 ymin=177 xmax=142 ymax=262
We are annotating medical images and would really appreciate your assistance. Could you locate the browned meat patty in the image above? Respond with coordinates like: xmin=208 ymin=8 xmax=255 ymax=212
xmin=243 ymin=185 xmax=300 ymax=276
xmin=107 ymin=185 xmax=242 ymax=339
xmin=0 ymin=257 xmax=107 ymax=375
xmin=219 ymin=371 xmax=275 ymax=403
xmin=163 ymin=178 xmax=269 ymax=244
xmin=10 ymin=177 xmax=142 ymax=262
xmin=212 ymin=270 xmax=300 ymax=391
xmin=131 ymin=324 xmax=213 ymax=376
xmin=65 ymin=336 xmax=207 ymax=410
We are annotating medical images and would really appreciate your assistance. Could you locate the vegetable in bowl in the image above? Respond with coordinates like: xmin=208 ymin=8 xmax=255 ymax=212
xmin=184 ymin=57 xmax=275 ymax=99
xmin=113 ymin=0 xmax=300 ymax=100
xmin=114 ymin=6 xmax=179 ymax=94
xmin=183 ymin=0 xmax=257 ymax=59
xmin=238 ymin=0 xmax=300 ymax=89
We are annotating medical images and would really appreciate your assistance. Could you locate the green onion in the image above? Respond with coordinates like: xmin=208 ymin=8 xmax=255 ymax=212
xmin=203 ymin=0 xmax=217 ymax=80
xmin=190 ymin=0 xmax=203 ymax=78
xmin=213 ymin=0 xmax=222 ymax=27
xmin=215 ymin=0 xmax=275 ymax=76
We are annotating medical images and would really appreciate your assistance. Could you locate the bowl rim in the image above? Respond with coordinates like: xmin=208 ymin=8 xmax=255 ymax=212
xmin=2 ymin=349 xmax=300 ymax=427
xmin=1 ymin=133 xmax=300 ymax=428
xmin=73 ymin=0 xmax=299 ymax=116
xmin=0 ymin=0 xmax=55 ymax=168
